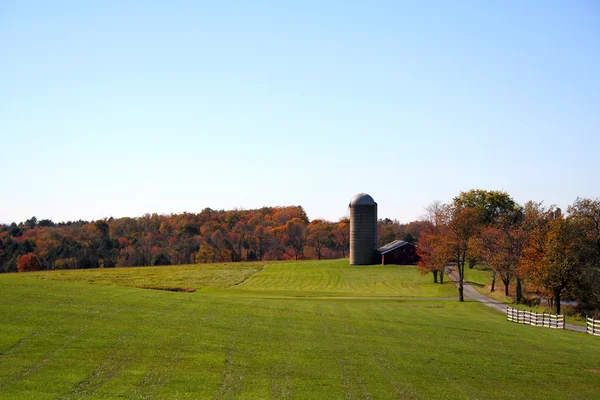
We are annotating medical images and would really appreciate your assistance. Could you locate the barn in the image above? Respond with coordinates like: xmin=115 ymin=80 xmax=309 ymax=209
xmin=377 ymin=240 xmax=419 ymax=265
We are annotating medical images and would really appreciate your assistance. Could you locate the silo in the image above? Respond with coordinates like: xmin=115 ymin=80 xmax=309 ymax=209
xmin=349 ymin=193 xmax=377 ymax=265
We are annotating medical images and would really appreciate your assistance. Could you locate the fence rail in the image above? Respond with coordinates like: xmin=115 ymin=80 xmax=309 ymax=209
xmin=587 ymin=317 xmax=600 ymax=336
xmin=506 ymin=306 xmax=564 ymax=329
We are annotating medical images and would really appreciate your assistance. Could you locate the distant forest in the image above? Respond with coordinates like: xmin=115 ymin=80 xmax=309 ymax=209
xmin=0 ymin=207 xmax=424 ymax=273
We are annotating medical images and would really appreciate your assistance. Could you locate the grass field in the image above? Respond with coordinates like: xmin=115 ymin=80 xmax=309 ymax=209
xmin=1 ymin=259 xmax=599 ymax=399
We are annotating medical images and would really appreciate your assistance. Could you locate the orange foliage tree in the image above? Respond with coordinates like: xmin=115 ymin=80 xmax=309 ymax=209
xmin=17 ymin=252 xmax=41 ymax=272
xmin=521 ymin=204 xmax=583 ymax=314
xmin=417 ymin=201 xmax=450 ymax=284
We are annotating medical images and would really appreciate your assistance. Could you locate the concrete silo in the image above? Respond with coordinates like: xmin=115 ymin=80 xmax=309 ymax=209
xmin=349 ymin=193 xmax=378 ymax=265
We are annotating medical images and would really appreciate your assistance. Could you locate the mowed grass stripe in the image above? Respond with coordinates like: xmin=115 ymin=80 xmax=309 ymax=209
xmin=232 ymin=260 xmax=457 ymax=298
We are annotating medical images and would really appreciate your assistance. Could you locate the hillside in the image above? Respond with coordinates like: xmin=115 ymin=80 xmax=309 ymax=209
xmin=1 ymin=260 xmax=599 ymax=399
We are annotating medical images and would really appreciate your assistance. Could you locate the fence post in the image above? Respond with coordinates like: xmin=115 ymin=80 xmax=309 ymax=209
xmin=543 ymin=312 xmax=547 ymax=327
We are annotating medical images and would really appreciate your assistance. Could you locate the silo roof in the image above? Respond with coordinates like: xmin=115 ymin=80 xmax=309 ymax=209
xmin=349 ymin=193 xmax=376 ymax=206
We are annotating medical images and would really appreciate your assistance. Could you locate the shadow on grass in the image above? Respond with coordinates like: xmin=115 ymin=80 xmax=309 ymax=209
xmin=138 ymin=285 xmax=196 ymax=293
xmin=465 ymin=281 xmax=485 ymax=288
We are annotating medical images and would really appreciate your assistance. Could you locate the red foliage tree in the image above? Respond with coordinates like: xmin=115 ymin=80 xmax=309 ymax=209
xmin=17 ymin=252 xmax=41 ymax=272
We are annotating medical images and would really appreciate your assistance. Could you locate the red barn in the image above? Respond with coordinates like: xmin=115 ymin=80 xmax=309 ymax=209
xmin=377 ymin=240 xmax=419 ymax=265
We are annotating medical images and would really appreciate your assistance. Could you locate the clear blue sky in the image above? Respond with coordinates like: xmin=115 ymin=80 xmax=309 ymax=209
xmin=1 ymin=1 xmax=598 ymax=224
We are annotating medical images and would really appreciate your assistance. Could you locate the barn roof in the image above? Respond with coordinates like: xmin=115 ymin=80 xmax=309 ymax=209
xmin=377 ymin=240 xmax=410 ymax=254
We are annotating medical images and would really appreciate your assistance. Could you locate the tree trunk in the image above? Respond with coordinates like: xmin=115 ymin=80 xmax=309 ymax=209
xmin=490 ymin=270 xmax=496 ymax=292
xmin=458 ymin=264 xmax=464 ymax=302
xmin=516 ymin=277 xmax=522 ymax=303
xmin=432 ymin=270 xmax=438 ymax=284
xmin=439 ymin=269 xmax=444 ymax=284
xmin=468 ymin=257 xmax=476 ymax=269
xmin=504 ymin=280 xmax=509 ymax=296
xmin=554 ymin=288 xmax=561 ymax=315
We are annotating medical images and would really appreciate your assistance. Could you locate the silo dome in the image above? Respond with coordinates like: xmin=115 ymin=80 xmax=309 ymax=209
xmin=349 ymin=193 xmax=378 ymax=265
xmin=349 ymin=193 xmax=376 ymax=207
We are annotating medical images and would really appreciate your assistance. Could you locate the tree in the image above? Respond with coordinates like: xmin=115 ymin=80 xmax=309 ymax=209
xmin=477 ymin=226 xmax=515 ymax=296
xmin=453 ymin=190 xmax=518 ymax=269
xmin=332 ymin=218 xmax=350 ymax=258
xmin=283 ymin=219 xmax=306 ymax=260
xmin=248 ymin=225 xmax=272 ymax=261
xmin=94 ymin=220 xmax=118 ymax=268
xmin=521 ymin=205 xmax=581 ymax=314
xmin=152 ymin=253 xmax=171 ymax=266
xmin=417 ymin=231 xmax=449 ymax=283
xmin=306 ymin=220 xmax=332 ymax=260
xmin=17 ymin=252 xmax=41 ymax=272
xmin=474 ymin=207 xmax=525 ymax=299
xmin=196 ymin=242 xmax=219 ymax=263
xmin=568 ymin=198 xmax=600 ymax=306
xmin=378 ymin=219 xmax=401 ymax=247
xmin=445 ymin=203 xmax=482 ymax=302
xmin=417 ymin=201 xmax=450 ymax=284
xmin=454 ymin=190 xmax=519 ymax=225
xmin=24 ymin=216 xmax=38 ymax=229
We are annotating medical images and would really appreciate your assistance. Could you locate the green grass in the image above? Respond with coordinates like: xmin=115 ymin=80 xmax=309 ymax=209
xmin=1 ymin=260 xmax=599 ymax=399
xmin=462 ymin=266 xmax=588 ymax=326
xmin=25 ymin=262 xmax=265 ymax=291
xmin=27 ymin=259 xmax=458 ymax=298
xmin=463 ymin=266 xmax=492 ymax=287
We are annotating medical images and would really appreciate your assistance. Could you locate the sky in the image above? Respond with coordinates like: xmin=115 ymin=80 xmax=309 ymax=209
xmin=1 ymin=1 xmax=599 ymax=225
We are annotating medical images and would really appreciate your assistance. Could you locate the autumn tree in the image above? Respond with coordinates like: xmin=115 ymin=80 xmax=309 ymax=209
xmin=477 ymin=226 xmax=516 ymax=296
xmin=417 ymin=201 xmax=450 ymax=284
xmin=568 ymin=198 xmax=600 ymax=306
xmin=17 ymin=252 xmax=41 ymax=272
xmin=472 ymin=205 xmax=526 ymax=300
xmin=417 ymin=232 xmax=450 ymax=283
xmin=306 ymin=220 xmax=332 ymax=260
xmin=446 ymin=203 xmax=482 ymax=302
xmin=521 ymin=205 xmax=582 ymax=314
xmin=332 ymin=218 xmax=350 ymax=258
xmin=378 ymin=219 xmax=401 ymax=247
xmin=284 ymin=218 xmax=306 ymax=260
xmin=196 ymin=242 xmax=219 ymax=263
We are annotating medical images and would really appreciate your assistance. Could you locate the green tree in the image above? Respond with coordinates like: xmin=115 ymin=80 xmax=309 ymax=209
xmin=454 ymin=189 xmax=519 ymax=270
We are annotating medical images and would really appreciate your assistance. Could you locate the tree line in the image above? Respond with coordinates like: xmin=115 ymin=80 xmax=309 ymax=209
xmin=417 ymin=190 xmax=600 ymax=314
xmin=0 ymin=207 xmax=421 ymax=274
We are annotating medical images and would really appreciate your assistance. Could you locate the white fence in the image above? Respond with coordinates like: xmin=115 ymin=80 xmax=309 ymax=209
xmin=506 ymin=306 xmax=564 ymax=329
xmin=587 ymin=317 xmax=600 ymax=336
